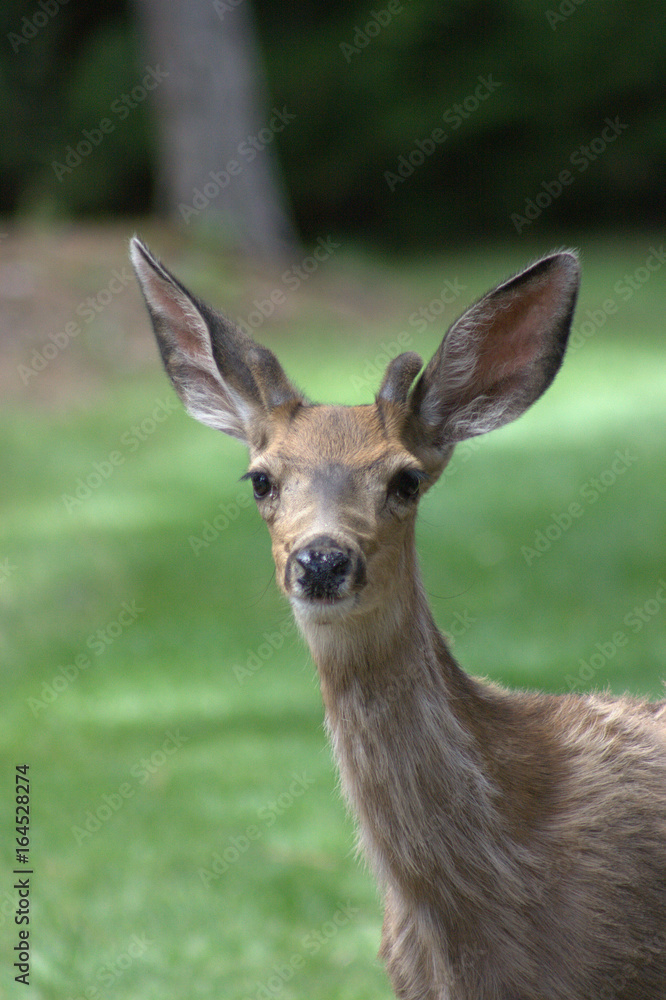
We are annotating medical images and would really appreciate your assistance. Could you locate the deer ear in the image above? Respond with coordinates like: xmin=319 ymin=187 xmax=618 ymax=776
xmin=130 ymin=237 xmax=302 ymax=444
xmin=408 ymin=252 xmax=580 ymax=449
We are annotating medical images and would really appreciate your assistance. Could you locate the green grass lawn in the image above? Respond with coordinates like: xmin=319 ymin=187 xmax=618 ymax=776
xmin=1 ymin=234 xmax=665 ymax=998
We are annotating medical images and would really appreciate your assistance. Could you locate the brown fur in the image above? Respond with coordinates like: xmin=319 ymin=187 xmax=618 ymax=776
xmin=131 ymin=239 xmax=666 ymax=999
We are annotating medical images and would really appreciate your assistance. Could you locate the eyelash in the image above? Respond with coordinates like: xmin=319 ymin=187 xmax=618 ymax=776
xmin=389 ymin=469 xmax=425 ymax=502
xmin=242 ymin=470 xmax=274 ymax=500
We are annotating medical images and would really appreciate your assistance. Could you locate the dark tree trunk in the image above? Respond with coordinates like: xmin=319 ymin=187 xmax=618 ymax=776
xmin=133 ymin=0 xmax=298 ymax=260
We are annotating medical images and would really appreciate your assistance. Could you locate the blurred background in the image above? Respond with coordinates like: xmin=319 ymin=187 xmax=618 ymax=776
xmin=1 ymin=2 xmax=665 ymax=998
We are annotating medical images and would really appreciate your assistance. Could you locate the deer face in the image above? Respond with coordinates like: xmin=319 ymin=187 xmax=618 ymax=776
xmin=243 ymin=402 xmax=441 ymax=624
xmin=130 ymin=239 xmax=579 ymax=629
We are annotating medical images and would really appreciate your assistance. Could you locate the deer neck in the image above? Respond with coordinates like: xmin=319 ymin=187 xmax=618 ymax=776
xmin=298 ymin=530 xmax=470 ymax=725
xmin=298 ymin=530 xmax=432 ymax=696
xmin=294 ymin=532 xmax=517 ymax=921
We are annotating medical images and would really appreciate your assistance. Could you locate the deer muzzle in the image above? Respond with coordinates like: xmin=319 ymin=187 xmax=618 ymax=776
xmin=287 ymin=535 xmax=366 ymax=604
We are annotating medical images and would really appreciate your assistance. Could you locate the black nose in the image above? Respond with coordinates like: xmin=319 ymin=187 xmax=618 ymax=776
xmin=294 ymin=538 xmax=353 ymax=600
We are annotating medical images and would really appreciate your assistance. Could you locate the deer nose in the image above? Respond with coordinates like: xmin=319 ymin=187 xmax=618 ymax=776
xmin=291 ymin=536 xmax=361 ymax=601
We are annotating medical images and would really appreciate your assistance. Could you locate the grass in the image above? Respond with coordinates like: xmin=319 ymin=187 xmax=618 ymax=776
xmin=1 ymin=234 xmax=665 ymax=998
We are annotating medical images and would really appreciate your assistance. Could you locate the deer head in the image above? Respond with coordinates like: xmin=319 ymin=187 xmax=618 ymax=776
xmin=130 ymin=239 xmax=579 ymax=640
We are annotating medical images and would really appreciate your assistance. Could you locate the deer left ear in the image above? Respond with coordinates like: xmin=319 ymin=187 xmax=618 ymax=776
xmin=130 ymin=237 xmax=302 ymax=444
xmin=407 ymin=252 xmax=580 ymax=450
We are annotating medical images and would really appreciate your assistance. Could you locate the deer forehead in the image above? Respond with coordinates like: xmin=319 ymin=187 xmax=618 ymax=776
xmin=252 ymin=403 xmax=420 ymax=479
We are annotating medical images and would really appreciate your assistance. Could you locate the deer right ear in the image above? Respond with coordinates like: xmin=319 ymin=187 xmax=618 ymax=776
xmin=407 ymin=252 xmax=580 ymax=453
xmin=130 ymin=237 xmax=302 ymax=444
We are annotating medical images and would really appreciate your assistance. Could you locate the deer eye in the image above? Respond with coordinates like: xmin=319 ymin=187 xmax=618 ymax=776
xmin=390 ymin=469 xmax=423 ymax=502
xmin=247 ymin=471 xmax=273 ymax=500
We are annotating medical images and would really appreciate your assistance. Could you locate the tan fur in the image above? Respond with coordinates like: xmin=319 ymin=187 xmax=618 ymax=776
xmin=130 ymin=239 xmax=666 ymax=1000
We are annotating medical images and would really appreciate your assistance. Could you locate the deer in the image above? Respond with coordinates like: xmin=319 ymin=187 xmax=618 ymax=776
xmin=130 ymin=237 xmax=666 ymax=1000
